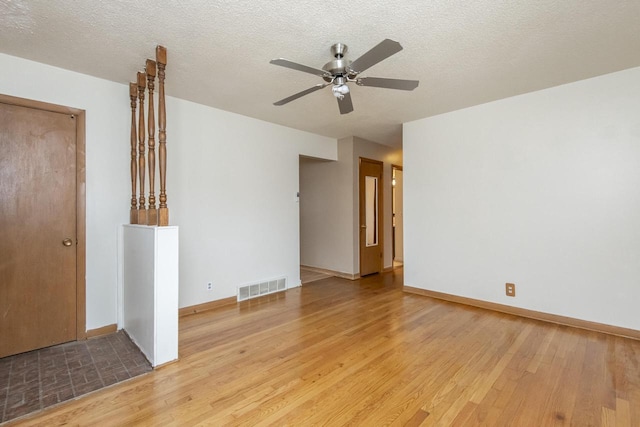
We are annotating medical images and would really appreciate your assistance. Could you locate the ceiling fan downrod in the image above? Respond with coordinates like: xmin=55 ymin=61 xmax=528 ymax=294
xmin=331 ymin=43 xmax=347 ymax=59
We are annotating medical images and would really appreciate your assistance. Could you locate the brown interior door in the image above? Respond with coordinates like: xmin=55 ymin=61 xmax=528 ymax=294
xmin=0 ymin=102 xmax=77 ymax=358
xmin=359 ymin=158 xmax=383 ymax=276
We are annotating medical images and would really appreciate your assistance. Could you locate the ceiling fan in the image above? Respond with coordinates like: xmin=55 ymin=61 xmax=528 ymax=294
xmin=270 ymin=39 xmax=419 ymax=114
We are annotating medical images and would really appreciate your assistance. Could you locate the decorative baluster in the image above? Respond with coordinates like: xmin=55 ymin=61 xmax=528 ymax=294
xmin=129 ymin=83 xmax=138 ymax=224
xmin=146 ymin=59 xmax=158 ymax=225
xmin=137 ymin=71 xmax=147 ymax=225
xmin=156 ymin=45 xmax=169 ymax=226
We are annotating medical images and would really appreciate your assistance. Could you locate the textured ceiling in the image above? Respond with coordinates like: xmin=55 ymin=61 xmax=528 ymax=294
xmin=1 ymin=1 xmax=639 ymax=147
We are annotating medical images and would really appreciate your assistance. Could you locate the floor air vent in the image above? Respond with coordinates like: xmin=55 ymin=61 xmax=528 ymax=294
xmin=237 ymin=277 xmax=286 ymax=301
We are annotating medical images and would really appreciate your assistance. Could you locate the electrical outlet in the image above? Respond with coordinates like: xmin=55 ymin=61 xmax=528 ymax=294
xmin=207 ymin=282 xmax=213 ymax=291
xmin=505 ymin=283 xmax=516 ymax=297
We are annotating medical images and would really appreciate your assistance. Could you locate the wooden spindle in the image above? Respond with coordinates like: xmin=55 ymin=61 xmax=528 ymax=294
xmin=129 ymin=83 xmax=138 ymax=224
xmin=137 ymin=71 xmax=147 ymax=225
xmin=146 ymin=59 xmax=158 ymax=225
xmin=156 ymin=45 xmax=169 ymax=226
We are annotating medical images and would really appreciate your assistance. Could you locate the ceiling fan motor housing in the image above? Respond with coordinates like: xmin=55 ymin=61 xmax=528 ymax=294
xmin=323 ymin=43 xmax=352 ymax=82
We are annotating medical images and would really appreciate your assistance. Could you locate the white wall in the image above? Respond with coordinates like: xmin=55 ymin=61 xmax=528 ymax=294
xmin=299 ymin=138 xmax=355 ymax=274
xmin=170 ymin=97 xmax=336 ymax=308
xmin=299 ymin=136 xmax=401 ymax=275
xmin=0 ymin=53 xmax=337 ymax=328
xmin=404 ymin=67 xmax=640 ymax=330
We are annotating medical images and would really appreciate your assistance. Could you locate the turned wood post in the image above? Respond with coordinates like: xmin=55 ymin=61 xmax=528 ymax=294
xmin=129 ymin=83 xmax=138 ymax=224
xmin=146 ymin=59 xmax=158 ymax=225
xmin=137 ymin=71 xmax=147 ymax=225
xmin=156 ymin=45 xmax=169 ymax=226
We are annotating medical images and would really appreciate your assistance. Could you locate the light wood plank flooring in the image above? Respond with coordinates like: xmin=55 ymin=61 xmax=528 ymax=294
xmin=9 ymin=269 xmax=640 ymax=426
xmin=300 ymin=266 xmax=334 ymax=284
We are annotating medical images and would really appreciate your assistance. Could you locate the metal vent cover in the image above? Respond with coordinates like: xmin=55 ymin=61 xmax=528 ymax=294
xmin=237 ymin=277 xmax=286 ymax=301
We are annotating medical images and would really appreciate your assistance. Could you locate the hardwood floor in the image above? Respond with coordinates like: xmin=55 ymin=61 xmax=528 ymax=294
xmin=300 ymin=266 xmax=334 ymax=284
xmin=9 ymin=269 xmax=640 ymax=426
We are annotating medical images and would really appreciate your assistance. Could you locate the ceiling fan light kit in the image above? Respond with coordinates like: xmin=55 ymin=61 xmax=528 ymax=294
xmin=270 ymin=39 xmax=419 ymax=114
xmin=332 ymin=80 xmax=349 ymax=100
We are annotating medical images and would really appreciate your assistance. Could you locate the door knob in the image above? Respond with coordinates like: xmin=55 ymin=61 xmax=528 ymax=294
xmin=62 ymin=238 xmax=73 ymax=247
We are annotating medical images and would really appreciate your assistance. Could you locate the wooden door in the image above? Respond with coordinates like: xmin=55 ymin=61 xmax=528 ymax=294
xmin=0 ymin=101 xmax=78 ymax=358
xmin=392 ymin=166 xmax=403 ymax=264
xmin=359 ymin=158 xmax=383 ymax=276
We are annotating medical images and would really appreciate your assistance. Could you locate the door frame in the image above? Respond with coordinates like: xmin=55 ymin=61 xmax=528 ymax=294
xmin=0 ymin=93 xmax=87 ymax=340
xmin=358 ymin=157 xmax=384 ymax=276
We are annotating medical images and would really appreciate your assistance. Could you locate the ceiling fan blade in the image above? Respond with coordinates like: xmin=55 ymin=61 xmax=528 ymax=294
xmin=356 ymin=77 xmax=419 ymax=91
xmin=348 ymin=39 xmax=403 ymax=74
xmin=270 ymin=58 xmax=330 ymax=78
xmin=337 ymin=92 xmax=354 ymax=114
xmin=273 ymin=84 xmax=329 ymax=106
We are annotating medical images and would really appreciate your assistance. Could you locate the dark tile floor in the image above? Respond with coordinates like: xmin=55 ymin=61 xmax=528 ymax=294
xmin=0 ymin=331 xmax=152 ymax=424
